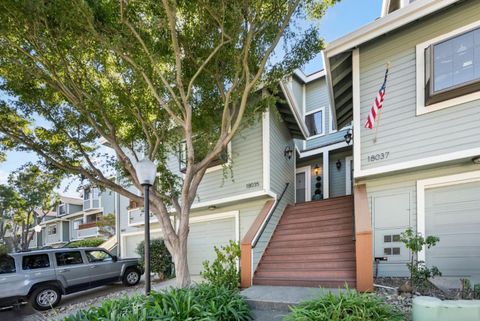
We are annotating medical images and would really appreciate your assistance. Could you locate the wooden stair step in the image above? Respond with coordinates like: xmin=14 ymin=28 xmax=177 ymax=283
xmin=284 ymin=202 xmax=353 ymax=214
xmin=258 ymin=260 xmax=356 ymax=270
xmin=281 ymin=212 xmax=353 ymax=225
xmin=266 ymin=237 xmax=354 ymax=249
xmin=288 ymin=196 xmax=353 ymax=208
xmin=276 ymin=216 xmax=354 ymax=231
xmin=264 ymin=243 xmax=355 ymax=256
xmin=270 ymin=229 xmax=353 ymax=242
xmin=255 ymin=269 xmax=356 ymax=279
xmin=252 ymin=276 xmax=356 ymax=288
xmin=262 ymin=251 xmax=355 ymax=262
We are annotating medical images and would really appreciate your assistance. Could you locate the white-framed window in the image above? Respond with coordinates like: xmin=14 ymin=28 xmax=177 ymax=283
xmin=73 ymin=219 xmax=83 ymax=230
xmin=305 ymin=107 xmax=325 ymax=139
xmin=178 ymin=140 xmax=231 ymax=173
xmin=47 ymin=225 xmax=57 ymax=235
xmin=416 ymin=21 xmax=480 ymax=115
xmin=58 ymin=204 xmax=66 ymax=216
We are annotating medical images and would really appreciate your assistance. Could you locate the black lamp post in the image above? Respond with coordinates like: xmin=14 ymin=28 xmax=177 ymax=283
xmin=135 ymin=158 xmax=157 ymax=295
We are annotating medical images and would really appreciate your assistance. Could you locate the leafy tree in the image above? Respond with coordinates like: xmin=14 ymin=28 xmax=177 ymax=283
xmin=0 ymin=184 xmax=18 ymax=246
xmin=96 ymin=213 xmax=116 ymax=238
xmin=0 ymin=0 xmax=336 ymax=286
xmin=7 ymin=163 xmax=62 ymax=251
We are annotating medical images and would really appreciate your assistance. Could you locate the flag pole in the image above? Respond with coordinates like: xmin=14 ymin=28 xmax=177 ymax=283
xmin=373 ymin=61 xmax=390 ymax=144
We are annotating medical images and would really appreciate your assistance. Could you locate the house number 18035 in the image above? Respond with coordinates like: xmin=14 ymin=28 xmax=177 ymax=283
xmin=367 ymin=152 xmax=389 ymax=162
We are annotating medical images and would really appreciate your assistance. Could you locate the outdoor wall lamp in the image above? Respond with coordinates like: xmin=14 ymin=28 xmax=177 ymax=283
xmin=284 ymin=145 xmax=293 ymax=160
xmin=135 ymin=158 xmax=157 ymax=296
xmin=344 ymin=128 xmax=353 ymax=145
xmin=473 ymin=156 xmax=480 ymax=164
xmin=313 ymin=164 xmax=321 ymax=175
xmin=336 ymin=160 xmax=342 ymax=170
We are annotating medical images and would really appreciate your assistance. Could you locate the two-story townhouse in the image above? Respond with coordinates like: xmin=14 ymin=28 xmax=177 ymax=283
xmin=325 ymin=0 xmax=480 ymax=287
xmin=119 ymin=68 xmax=358 ymax=289
xmin=32 ymin=187 xmax=124 ymax=250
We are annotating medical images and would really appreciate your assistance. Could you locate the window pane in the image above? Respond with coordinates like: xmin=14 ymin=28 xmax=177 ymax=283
xmin=56 ymin=251 xmax=84 ymax=266
xmin=305 ymin=110 xmax=324 ymax=136
xmin=433 ymin=28 xmax=480 ymax=92
xmin=22 ymin=254 xmax=50 ymax=270
xmin=0 ymin=255 xmax=16 ymax=274
xmin=86 ymin=250 xmax=112 ymax=263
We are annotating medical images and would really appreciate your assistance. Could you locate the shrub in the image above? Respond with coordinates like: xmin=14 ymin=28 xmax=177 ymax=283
xmin=62 ymin=284 xmax=252 ymax=321
xmin=0 ymin=243 xmax=8 ymax=256
xmin=400 ymin=228 xmax=441 ymax=289
xmin=64 ymin=238 xmax=105 ymax=248
xmin=136 ymin=238 xmax=173 ymax=280
xmin=284 ymin=290 xmax=405 ymax=321
xmin=201 ymin=240 xmax=240 ymax=290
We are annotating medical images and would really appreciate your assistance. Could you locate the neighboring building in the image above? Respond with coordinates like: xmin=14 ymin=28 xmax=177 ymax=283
xmin=31 ymin=188 xmax=123 ymax=251
xmin=324 ymin=0 xmax=480 ymax=285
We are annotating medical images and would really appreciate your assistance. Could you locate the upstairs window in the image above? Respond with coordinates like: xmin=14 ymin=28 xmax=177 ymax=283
xmin=47 ymin=225 xmax=57 ymax=235
xmin=178 ymin=141 xmax=229 ymax=173
xmin=425 ymin=26 xmax=480 ymax=106
xmin=305 ymin=108 xmax=325 ymax=137
xmin=58 ymin=204 xmax=66 ymax=216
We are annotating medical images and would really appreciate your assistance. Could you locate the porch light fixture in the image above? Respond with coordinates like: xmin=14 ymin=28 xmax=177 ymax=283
xmin=313 ymin=164 xmax=321 ymax=175
xmin=473 ymin=156 xmax=480 ymax=164
xmin=135 ymin=158 xmax=157 ymax=296
xmin=284 ymin=145 xmax=293 ymax=160
xmin=344 ymin=128 xmax=353 ymax=145
xmin=34 ymin=225 xmax=42 ymax=233
xmin=336 ymin=160 xmax=342 ymax=170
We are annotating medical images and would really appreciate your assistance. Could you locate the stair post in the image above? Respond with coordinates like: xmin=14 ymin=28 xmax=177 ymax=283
xmin=353 ymin=184 xmax=374 ymax=292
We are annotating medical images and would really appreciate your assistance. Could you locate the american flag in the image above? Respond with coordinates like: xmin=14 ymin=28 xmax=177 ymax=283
xmin=365 ymin=67 xmax=389 ymax=129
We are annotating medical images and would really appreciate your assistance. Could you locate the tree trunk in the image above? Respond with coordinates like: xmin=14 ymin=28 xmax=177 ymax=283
xmin=172 ymin=234 xmax=191 ymax=287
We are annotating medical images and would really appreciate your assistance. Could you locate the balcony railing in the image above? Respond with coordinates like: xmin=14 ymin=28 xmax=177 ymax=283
xmin=83 ymin=198 xmax=100 ymax=211
xmin=128 ymin=208 xmax=157 ymax=226
xmin=77 ymin=225 xmax=99 ymax=238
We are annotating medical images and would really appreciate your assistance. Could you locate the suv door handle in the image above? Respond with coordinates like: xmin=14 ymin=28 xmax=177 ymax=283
xmin=58 ymin=269 xmax=70 ymax=273
xmin=90 ymin=265 xmax=98 ymax=269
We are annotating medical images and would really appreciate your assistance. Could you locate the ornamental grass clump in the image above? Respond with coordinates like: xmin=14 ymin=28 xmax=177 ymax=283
xmin=62 ymin=283 xmax=252 ymax=321
xmin=284 ymin=289 xmax=405 ymax=321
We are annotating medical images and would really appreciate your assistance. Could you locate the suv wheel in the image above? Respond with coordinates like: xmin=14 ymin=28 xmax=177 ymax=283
xmin=123 ymin=268 xmax=141 ymax=286
xmin=30 ymin=285 xmax=61 ymax=311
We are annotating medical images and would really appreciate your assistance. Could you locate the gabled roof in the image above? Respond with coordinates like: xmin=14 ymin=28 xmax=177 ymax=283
xmin=324 ymin=0 xmax=462 ymax=129
xmin=278 ymin=82 xmax=310 ymax=140
xmin=60 ymin=195 xmax=83 ymax=205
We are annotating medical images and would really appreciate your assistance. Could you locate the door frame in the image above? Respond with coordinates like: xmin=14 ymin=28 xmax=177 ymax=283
xmin=345 ymin=156 xmax=353 ymax=195
xmin=416 ymin=170 xmax=480 ymax=261
xmin=295 ymin=166 xmax=311 ymax=203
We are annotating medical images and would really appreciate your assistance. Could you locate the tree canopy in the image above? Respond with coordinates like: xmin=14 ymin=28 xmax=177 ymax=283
xmin=0 ymin=0 xmax=336 ymax=285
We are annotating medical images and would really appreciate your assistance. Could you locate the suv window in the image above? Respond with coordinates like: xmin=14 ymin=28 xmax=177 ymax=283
xmin=0 ymin=255 xmax=16 ymax=274
xmin=85 ymin=250 xmax=112 ymax=263
xmin=22 ymin=254 xmax=50 ymax=270
xmin=56 ymin=251 xmax=84 ymax=266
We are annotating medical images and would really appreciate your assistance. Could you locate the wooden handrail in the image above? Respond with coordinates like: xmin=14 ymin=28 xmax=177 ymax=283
xmin=240 ymin=200 xmax=274 ymax=288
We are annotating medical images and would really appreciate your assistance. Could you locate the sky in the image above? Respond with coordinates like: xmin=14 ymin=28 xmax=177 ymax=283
xmin=0 ymin=0 xmax=383 ymax=196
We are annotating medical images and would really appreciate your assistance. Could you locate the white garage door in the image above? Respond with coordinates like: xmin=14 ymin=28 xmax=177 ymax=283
xmin=123 ymin=230 xmax=163 ymax=258
xmin=187 ymin=217 xmax=236 ymax=275
xmin=426 ymin=181 xmax=480 ymax=281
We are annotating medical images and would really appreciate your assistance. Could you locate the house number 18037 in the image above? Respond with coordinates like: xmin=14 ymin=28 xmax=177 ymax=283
xmin=367 ymin=152 xmax=389 ymax=162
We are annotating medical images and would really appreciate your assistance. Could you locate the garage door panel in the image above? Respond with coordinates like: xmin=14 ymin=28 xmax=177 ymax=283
xmin=123 ymin=231 xmax=163 ymax=258
xmin=425 ymin=180 xmax=480 ymax=279
xmin=187 ymin=217 xmax=236 ymax=275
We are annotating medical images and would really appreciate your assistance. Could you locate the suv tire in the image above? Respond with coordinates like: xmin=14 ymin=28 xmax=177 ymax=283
xmin=123 ymin=268 xmax=141 ymax=286
xmin=30 ymin=285 xmax=62 ymax=311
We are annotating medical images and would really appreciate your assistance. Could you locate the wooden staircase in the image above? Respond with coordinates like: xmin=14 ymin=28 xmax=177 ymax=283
xmin=253 ymin=195 xmax=356 ymax=288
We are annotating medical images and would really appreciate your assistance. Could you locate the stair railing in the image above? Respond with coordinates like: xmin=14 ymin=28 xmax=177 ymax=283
xmin=252 ymin=182 xmax=289 ymax=248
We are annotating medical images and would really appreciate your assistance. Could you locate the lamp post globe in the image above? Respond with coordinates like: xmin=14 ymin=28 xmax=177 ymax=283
xmin=34 ymin=225 xmax=42 ymax=233
xmin=135 ymin=158 xmax=157 ymax=296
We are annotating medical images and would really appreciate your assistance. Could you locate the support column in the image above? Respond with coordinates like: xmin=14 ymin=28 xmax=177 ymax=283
xmin=323 ymin=150 xmax=329 ymax=199
xmin=354 ymin=184 xmax=373 ymax=292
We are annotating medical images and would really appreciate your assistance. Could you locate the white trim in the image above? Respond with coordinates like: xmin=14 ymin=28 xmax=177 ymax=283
xmin=279 ymin=81 xmax=310 ymax=139
xmin=416 ymin=170 xmax=480 ymax=261
xmin=295 ymin=166 xmax=311 ymax=203
xmin=191 ymin=190 xmax=275 ymax=210
xmin=328 ymin=105 xmax=337 ymax=134
xmin=345 ymin=156 xmax=353 ymax=195
xmin=352 ymin=48 xmax=362 ymax=178
xmin=416 ymin=20 xmax=480 ymax=115
xmin=298 ymin=140 xmax=349 ymax=159
xmin=356 ymin=147 xmax=480 ymax=178
xmin=293 ymin=69 xmax=326 ymax=83
xmin=262 ymin=110 xmax=271 ymax=193
xmin=305 ymin=106 xmax=326 ymax=140
xmin=325 ymin=0 xmax=461 ymax=58
xmin=323 ymin=151 xmax=330 ymax=199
